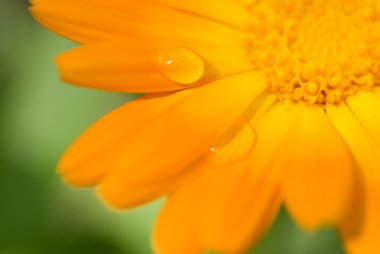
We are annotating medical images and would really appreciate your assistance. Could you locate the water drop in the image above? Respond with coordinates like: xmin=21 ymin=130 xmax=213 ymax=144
xmin=206 ymin=122 xmax=257 ymax=166
xmin=159 ymin=47 xmax=205 ymax=85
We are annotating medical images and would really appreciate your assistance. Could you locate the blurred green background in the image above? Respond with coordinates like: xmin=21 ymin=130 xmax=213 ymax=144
xmin=0 ymin=1 xmax=345 ymax=253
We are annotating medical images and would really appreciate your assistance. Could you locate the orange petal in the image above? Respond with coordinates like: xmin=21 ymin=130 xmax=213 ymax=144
xmin=281 ymin=104 xmax=355 ymax=230
xmin=154 ymin=102 xmax=299 ymax=254
xmin=56 ymin=38 xmax=253 ymax=93
xmin=207 ymin=104 xmax=303 ymax=254
xmin=30 ymin=0 xmax=245 ymax=44
xmin=338 ymin=174 xmax=366 ymax=247
xmin=247 ymin=102 xmax=299 ymax=179
xmin=329 ymin=99 xmax=380 ymax=254
xmin=152 ymin=0 xmax=250 ymax=28
xmin=200 ymin=102 xmax=299 ymax=253
xmin=153 ymin=165 xmax=211 ymax=254
xmin=60 ymin=71 xmax=266 ymax=208
xmin=326 ymin=104 xmax=380 ymax=188
xmin=200 ymin=167 xmax=281 ymax=254
xmin=98 ymin=71 xmax=266 ymax=208
xmin=341 ymin=183 xmax=380 ymax=254
xmin=242 ymin=91 xmax=277 ymax=125
xmin=154 ymin=166 xmax=281 ymax=254
xmin=152 ymin=104 xmax=262 ymax=254
xmin=59 ymin=91 xmax=192 ymax=186
xmin=347 ymin=90 xmax=380 ymax=144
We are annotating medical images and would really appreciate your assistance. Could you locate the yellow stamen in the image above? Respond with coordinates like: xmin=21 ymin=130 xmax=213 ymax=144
xmin=246 ymin=0 xmax=380 ymax=105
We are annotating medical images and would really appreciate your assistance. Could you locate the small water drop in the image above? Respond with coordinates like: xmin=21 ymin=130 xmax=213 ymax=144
xmin=159 ymin=47 xmax=205 ymax=85
xmin=206 ymin=122 xmax=257 ymax=166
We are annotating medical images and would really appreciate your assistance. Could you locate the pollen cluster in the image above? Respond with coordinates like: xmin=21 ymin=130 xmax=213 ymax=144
xmin=246 ymin=0 xmax=380 ymax=105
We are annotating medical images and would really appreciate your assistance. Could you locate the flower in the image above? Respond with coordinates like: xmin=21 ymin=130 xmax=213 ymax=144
xmin=30 ymin=0 xmax=380 ymax=253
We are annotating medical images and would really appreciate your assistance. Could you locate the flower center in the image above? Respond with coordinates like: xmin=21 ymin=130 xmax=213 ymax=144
xmin=246 ymin=0 xmax=380 ymax=105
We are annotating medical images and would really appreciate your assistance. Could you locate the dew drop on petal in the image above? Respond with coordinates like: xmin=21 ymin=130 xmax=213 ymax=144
xmin=206 ymin=121 xmax=257 ymax=166
xmin=159 ymin=47 xmax=205 ymax=85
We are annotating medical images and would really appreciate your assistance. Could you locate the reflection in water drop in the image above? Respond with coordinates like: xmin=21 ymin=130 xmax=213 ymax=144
xmin=207 ymin=122 xmax=257 ymax=166
xmin=159 ymin=47 xmax=205 ymax=85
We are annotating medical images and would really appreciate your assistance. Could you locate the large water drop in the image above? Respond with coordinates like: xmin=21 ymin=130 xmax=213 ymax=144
xmin=159 ymin=47 xmax=205 ymax=85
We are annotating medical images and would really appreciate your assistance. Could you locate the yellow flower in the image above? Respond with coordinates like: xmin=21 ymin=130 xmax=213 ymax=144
xmin=30 ymin=0 xmax=380 ymax=253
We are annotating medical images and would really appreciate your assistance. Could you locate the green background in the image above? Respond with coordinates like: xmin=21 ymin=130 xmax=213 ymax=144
xmin=0 ymin=1 xmax=345 ymax=253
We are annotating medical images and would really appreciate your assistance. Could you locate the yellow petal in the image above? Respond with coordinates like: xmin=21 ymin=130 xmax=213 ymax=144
xmin=347 ymin=90 xmax=380 ymax=144
xmin=69 ymin=71 xmax=266 ymax=208
xmin=56 ymin=38 xmax=253 ymax=93
xmin=30 ymin=0 xmax=245 ymax=44
xmin=281 ymin=104 xmax=355 ymax=230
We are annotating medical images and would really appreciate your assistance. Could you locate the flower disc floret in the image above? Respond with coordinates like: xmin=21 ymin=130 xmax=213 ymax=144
xmin=246 ymin=0 xmax=380 ymax=105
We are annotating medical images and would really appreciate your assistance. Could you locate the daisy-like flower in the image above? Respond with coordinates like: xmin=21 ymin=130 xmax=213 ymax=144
xmin=30 ymin=0 xmax=380 ymax=253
